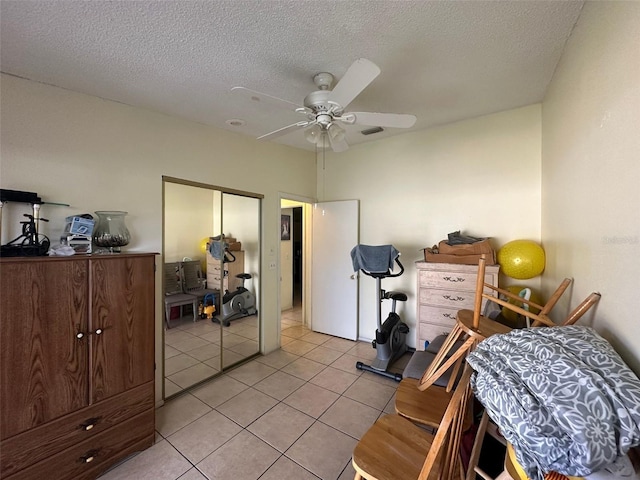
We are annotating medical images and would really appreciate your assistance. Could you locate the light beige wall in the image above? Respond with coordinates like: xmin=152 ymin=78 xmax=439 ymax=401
xmin=164 ymin=182 xmax=214 ymax=264
xmin=541 ymin=2 xmax=640 ymax=373
xmin=319 ymin=105 xmax=542 ymax=347
xmin=0 ymin=74 xmax=316 ymax=404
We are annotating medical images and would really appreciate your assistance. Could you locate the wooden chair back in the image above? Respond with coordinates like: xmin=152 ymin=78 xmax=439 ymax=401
xmin=419 ymin=364 xmax=474 ymax=480
xmin=416 ymin=255 xmax=598 ymax=393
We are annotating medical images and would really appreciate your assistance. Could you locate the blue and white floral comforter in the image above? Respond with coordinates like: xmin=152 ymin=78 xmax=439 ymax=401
xmin=467 ymin=326 xmax=640 ymax=480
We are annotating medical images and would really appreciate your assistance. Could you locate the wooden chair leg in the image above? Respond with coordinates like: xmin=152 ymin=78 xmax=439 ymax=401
xmin=419 ymin=335 xmax=475 ymax=392
xmin=561 ymin=292 xmax=601 ymax=326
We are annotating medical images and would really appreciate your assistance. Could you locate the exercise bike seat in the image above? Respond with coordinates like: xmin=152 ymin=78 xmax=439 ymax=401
xmin=384 ymin=291 xmax=407 ymax=302
xmin=236 ymin=273 xmax=252 ymax=280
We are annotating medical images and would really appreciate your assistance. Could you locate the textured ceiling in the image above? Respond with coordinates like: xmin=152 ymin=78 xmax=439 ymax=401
xmin=0 ymin=0 xmax=584 ymax=152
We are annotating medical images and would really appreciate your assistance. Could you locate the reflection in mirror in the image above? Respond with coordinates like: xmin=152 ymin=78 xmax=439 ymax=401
xmin=220 ymin=193 xmax=261 ymax=368
xmin=162 ymin=178 xmax=261 ymax=399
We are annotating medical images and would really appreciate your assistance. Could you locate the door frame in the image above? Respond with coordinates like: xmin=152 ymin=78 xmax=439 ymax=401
xmin=278 ymin=193 xmax=314 ymax=342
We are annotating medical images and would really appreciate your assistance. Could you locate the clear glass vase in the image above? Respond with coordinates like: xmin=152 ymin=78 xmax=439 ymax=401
xmin=92 ymin=211 xmax=131 ymax=253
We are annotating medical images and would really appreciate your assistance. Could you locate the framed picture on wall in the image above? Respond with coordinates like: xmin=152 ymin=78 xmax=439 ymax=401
xmin=281 ymin=214 xmax=291 ymax=241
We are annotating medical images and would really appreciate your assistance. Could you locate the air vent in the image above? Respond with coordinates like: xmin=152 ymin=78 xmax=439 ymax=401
xmin=361 ymin=127 xmax=384 ymax=136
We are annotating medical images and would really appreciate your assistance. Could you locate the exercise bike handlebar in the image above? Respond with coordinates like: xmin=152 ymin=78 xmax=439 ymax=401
xmin=360 ymin=257 xmax=404 ymax=279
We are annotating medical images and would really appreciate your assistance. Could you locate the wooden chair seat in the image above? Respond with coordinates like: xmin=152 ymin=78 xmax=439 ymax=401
xmin=395 ymin=378 xmax=454 ymax=429
xmin=353 ymin=414 xmax=440 ymax=480
xmin=354 ymin=366 xmax=475 ymax=480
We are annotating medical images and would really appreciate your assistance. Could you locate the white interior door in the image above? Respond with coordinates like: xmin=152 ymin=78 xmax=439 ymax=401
xmin=311 ymin=200 xmax=359 ymax=340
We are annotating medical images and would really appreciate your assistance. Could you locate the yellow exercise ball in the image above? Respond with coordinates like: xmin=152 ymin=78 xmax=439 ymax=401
xmin=199 ymin=238 xmax=209 ymax=254
xmin=497 ymin=240 xmax=545 ymax=280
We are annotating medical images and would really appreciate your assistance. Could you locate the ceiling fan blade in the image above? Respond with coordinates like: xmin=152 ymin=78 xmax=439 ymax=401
xmin=327 ymin=58 xmax=381 ymax=109
xmin=257 ymin=121 xmax=309 ymax=141
xmin=231 ymin=86 xmax=304 ymax=112
xmin=347 ymin=112 xmax=417 ymax=128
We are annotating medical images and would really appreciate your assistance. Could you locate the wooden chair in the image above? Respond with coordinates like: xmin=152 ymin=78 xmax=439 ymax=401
xmin=418 ymin=256 xmax=578 ymax=392
xmin=395 ymin=337 xmax=467 ymax=429
xmin=467 ymin=415 xmax=581 ymax=480
xmin=163 ymin=262 xmax=198 ymax=329
xmin=396 ymin=257 xmax=600 ymax=429
xmin=353 ymin=364 xmax=475 ymax=480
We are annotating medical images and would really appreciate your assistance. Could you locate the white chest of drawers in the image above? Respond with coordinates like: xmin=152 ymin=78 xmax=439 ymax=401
xmin=415 ymin=261 xmax=500 ymax=350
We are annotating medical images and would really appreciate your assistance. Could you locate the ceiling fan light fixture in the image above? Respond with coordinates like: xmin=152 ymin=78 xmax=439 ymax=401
xmin=304 ymin=124 xmax=322 ymax=144
xmin=328 ymin=123 xmax=346 ymax=142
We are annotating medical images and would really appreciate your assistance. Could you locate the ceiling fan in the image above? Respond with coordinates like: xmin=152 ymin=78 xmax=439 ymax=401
xmin=231 ymin=58 xmax=417 ymax=152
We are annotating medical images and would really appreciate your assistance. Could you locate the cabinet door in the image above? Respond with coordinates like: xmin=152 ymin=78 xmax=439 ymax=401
xmin=0 ymin=259 xmax=89 ymax=439
xmin=90 ymin=256 xmax=155 ymax=403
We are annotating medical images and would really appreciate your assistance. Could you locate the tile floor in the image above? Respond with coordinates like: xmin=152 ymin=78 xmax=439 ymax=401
xmin=101 ymin=306 xmax=411 ymax=480
xmin=165 ymin=313 xmax=259 ymax=397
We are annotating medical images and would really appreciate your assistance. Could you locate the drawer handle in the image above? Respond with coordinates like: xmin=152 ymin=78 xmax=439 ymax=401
xmin=442 ymin=276 xmax=465 ymax=283
xmin=79 ymin=450 xmax=99 ymax=464
xmin=443 ymin=294 xmax=465 ymax=302
xmin=442 ymin=313 xmax=456 ymax=319
xmin=94 ymin=328 xmax=103 ymax=335
xmin=80 ymin=417 xmax=101 ymax=431
xmin=76 ymin=332 xmax=85 ymax=339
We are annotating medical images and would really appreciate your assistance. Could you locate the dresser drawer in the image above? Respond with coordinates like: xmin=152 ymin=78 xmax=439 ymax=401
xmin=5 ymin=409 xmax=154 ymax=480
xmin=419 ymin=288 xmax=477 ymax=309
xmin=418 ymin=305 xmax=460 ymax=325
xmin=1 ymin=382 xmax=153 ymax=478
xmin=418 ymin=269 xmax=498 ymax=291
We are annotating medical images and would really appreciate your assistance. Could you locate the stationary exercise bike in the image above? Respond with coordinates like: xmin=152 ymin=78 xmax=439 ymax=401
xmin=353 ymin=246 xmax=409 ymax=381
xmin=218 ymin=273 xmax=258 ymax=327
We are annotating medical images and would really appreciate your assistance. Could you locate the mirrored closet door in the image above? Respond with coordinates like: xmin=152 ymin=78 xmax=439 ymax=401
xmin=162 ymin=177 xmax=262 ymax=399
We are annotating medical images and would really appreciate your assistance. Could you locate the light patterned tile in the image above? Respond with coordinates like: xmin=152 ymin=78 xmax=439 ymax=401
xmin=216 ymin=388 xmax=278 ymax=427
xmin=99 ymin=439 xmax=191 ymax=480
xmin=253 ymin=371 xmax=305 ymax=400
xmin=281 ymin=357 xmax=326 ymax=381
xmin=185 ymin=342 xmax=220 ymax=361
xmin=227 ymin=360 xmax=277 ymax=386
xmin=343 ymin=376 xmax=396 ymax=410
xmin=247 ymin=403 xmax=314 ymax=452
xmin=330 ymin=353 xmax=364 ymax=376
xmin=309 ymin=367 xmax=358 ymax=394
xmin=323 ymin=337 xmax=356 ymax=353
xmin=165 ymin=353 xmax=199 ymax=376
xmin=190 ymin=375 xmax=248 ymax=408
xmin=281 ymin=339 xmax=317 ymax=356
xmin=167 ymin=362 xmax=218 ymax=389
xmin=283 ymin=383 xmax=339 ymax=419
xmin=166 ymin=410 xmax=242 ymax=464
xmin=303 ymin=346 xmax=344 ymax=365
xmin=177 ymin=468 xmax=209 ymax=480
xmin=254 ymin=349 xmax=299 ymax=369
xmin=260 ymin=456 xmax=319 ymax=480
xmin=228 ymin=339 xmax=259 ymax=357
xmin=281 ymin=325 xmax=312 ymax=339
xmin=171 ymin=336 xmax=210 ymax=353
xmin=197 ymin=430 xmax=280 ymax=480
xmin=155 ymin=394 xmax=211 ymax=437
xmin=319 ymin=396 xmax=381 ymax=440
xmin=286 ymin=422 xmax=357 ymax=480
xmin=299 ymin=331 xmax=332 ymax=345
xmin=164 ymin=378 xmax=182 ymax=398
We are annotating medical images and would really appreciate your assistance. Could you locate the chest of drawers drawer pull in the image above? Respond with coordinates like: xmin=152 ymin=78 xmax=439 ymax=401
xmin=442 ymin=294 xmax=466 ymax=302
xmin=442 ymin=276 xmax=465 ymax=283
xmin=79 ymin=450 xmax=98 ymax=464
xmin=79 ymin=418 xmax=100 ymax=431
